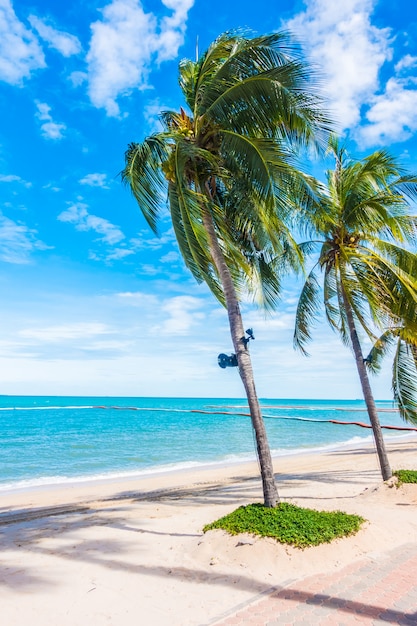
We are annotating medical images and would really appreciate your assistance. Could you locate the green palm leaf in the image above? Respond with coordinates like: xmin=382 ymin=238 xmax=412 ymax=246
xmin=294 ymin=266 xmax=321 ymax=354
xmin=122 ymin=136 xmax=169 ymax=233
xmin=393 ymin=340 xmax=417 ymax=424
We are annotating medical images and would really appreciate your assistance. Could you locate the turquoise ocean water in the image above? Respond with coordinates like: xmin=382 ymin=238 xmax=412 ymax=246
xmin=0 ymin=396 xmax=413 ymax=491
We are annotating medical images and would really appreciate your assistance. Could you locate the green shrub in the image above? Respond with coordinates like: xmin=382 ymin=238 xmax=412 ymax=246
xmin=203 ymin=502 xmax=365 ymax=549
xmin=393 ymin=469 xmax=417 ymax=485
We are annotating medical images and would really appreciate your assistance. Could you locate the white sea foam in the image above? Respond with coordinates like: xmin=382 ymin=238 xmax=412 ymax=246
xmin=0 ymin=458 xmax=240 ymax=493
xmin=0 ymin=405 xmax=95 ymax=411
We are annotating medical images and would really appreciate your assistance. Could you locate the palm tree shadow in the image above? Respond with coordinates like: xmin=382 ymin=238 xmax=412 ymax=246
xmin=1 ymin=493 xmax=415 ymax=626
xmin=0 ymin=562 xmax=53 ymax=590
xmin=3 ymin=526 xmax=417 ymax=626
xmin=328 ymin=444 xmax=417 ymax=457
xmin=0 ymin=511 xmax=271 ymax=595
xmin=255 ymin=586 xmax=417 ymax=625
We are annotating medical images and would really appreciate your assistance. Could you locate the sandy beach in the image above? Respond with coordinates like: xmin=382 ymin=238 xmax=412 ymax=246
xmin=1 ymin=436 xmax=416 ymax=626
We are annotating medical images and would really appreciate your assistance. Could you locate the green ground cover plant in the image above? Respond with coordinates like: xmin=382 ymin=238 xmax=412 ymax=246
xmin=393 ymin=469 xmax=417 ymax=484
xmin=203 ymin=502 xmax=365 ymax=548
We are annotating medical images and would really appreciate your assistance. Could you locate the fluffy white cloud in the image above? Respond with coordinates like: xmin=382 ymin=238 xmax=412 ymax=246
xmin=0 ymin=0 xmax=45 ymax=84
xmin=69 ymin=70 xmax=87 ymax=86
xmin=358 ymin=76 xmax=417 ymax=147
xmin=157 ymin=0 xmax=194 ymax=62
xmin=86 ymin=0 xmax=194 ymax=116
xmin=79 ymin=173 xmax=110 ymax=188
xmin=285 ymin=0 xmax=417 ymax=148
xmin=395 ymin=55 xmax=417 ymax=73
xmin=0 ymin=212 xmax=50 ymax=263
xmin=58 ymin=202 xmax=125 ymax=245
xmin=286 ymin=0 xmax=391 ymax=131
xmin=35 ymin=101 xmax=66 ymax=139
xmin=28 ymin=15 xmax=82 ymax=57
xmin=152 ymin=295 xmax=205 ymax=335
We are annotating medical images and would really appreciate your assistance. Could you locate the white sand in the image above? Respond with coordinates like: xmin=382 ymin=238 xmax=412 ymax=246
xmin=1 ymin=436 xmax=416 ymax=626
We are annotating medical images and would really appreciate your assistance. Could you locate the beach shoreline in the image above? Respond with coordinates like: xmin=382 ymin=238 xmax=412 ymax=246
xmin=2 ymin=396 xmax=413 ymax=493
xmin=1 ymin=429 xmax=415 ymax=502
xmin=1 ymin=437 xmax=417 ymax=625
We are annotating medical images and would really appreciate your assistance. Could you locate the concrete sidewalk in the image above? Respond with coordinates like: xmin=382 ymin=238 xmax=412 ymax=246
xmin=210 ymin=543 xmax=417 ymax=625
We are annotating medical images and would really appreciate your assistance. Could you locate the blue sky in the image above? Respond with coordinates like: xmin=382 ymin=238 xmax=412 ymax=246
xmin=0 ymin=0 xmax=416 ymax=398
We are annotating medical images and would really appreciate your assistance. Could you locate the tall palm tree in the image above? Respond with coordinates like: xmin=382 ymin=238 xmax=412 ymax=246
xmin=122 ymin=31 xmax=330 ymax=507
xmin=293 ymin=138 xmax=417 ymax=481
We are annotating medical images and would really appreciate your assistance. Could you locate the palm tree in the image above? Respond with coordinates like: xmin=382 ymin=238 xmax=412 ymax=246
xmin=122 ymin=31 xmax=330 ymax=507
xmin=293 ymin=138 xmax=417 ymax=481
xmin=365 ymin=272 xmax=417 ymax=424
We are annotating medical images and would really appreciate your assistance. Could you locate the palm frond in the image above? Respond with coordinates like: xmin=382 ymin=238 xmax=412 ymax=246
xmin=121 ymin=136 xmax=169 ymax=233
xmin=391 ymin=173 xmax=417 ymax=203
xmin=206 ymin=69 xmax=329 ymax=142
xmin=168 ymin=181 xmax=225 ymax=304
xmin=333 ymin=261 xmax=352 ymax=346
xmin=392 ymin=340 xmax=417 ymax=424
xmin=219 ymin=131 xmax=280 ymax=212
xmin=190 ymin=31 xmax=330 ymax=147
xmin=365 ymin=329 xmax=397 ymax=374
xmin=294 ymin=265 xmax=321 ymax=354
xmin=246 ymin=250 xmax=283 ymax=310
xmin=322 ymin=263 xmax=342 ymax=333
xmin=178 ymin=58 xmax=199 ymax=111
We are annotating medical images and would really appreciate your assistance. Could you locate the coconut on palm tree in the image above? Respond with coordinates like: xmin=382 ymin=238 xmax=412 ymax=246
xmin=122 ymin=31 xmax=330 ymax=507
xmin=293 ymin=137 xmax=417 ymax=481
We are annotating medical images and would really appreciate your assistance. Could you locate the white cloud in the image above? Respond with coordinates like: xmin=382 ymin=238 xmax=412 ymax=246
xmin=79 ymin=173 xmax=110 ymax=188
xmin=86 ymin=0 xmax=194 ymax=116
xmin=35 ymin=101 xmax=66 ymax=140
xmin=160 ymin=250 xmax=179 ymax=263
xmin=140 ymin=263 xmax=159 ymax=275
xmin=0 ymin=173 xmax=32 ymax=187
xmin=358 ymin=76 xmax=417 ymax=146
xmin=116 ymin=292 xmax=208 ymax=336
xmin=0 ymin=0 xmax=45 ymax=84
xmin=0 ymin=338 xmax=38 ymax=358
xmin=69 ymin=70 xmax=87 ymax=86
xmin=395 ymin=55 xmax=417 ymax=73
xmin=130 ymin=227 xmax=176 ymax=250
xmin=152 ymin=295 xmax=205 ymax=335
xmin=105 ymin=247 xmax=135 ymax=260
xmin=58 ymin=202 xmax=125 ymax=245
xmin=19 ymin=322 xmax=111 ymax=342
xmin=0 ymin=277 xmax=394 ymax=397
xmin=43 ymin=182 xmax=61 ymax=192
xmin=28 ymin=15 xmax=82 ymax=57
xmin=285 ymin=0 xmax=391 ymax=130
xmin=117 ymin=291 xmax=159 ymax=306
xmin=143 ymin=99 xmax=165 ymax=132
xmin=0 ymin=212 xmax=51 ymax=264
xmin=285 ymin=0 xmax=417 ymax=148
xmin=157 ymin=0 xmax=194 ymax=62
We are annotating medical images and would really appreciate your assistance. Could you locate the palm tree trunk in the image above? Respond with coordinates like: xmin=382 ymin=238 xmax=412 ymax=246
xmin=341 ymin=288 xmax=392 ymax=481
xmin=202 ymin=207 xmax=279 ymax=507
